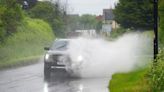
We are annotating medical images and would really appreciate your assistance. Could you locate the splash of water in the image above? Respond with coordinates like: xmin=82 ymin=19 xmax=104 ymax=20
xmin=67 ymin=32 xmax=153 ymax=78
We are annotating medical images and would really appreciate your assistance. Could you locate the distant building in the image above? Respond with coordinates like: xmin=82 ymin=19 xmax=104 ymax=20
xmin=102 ymin=24 xmax=112 ymax=36
xmin=101 ymin=8 xmax=119 ymax=36
xmin=103 ymin=9 xmax=114 ymax=23
xmin=96 ymin=15 xmax=103 ymax=21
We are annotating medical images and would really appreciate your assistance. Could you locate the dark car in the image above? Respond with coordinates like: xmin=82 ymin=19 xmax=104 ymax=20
xmin=44 ymin=39 xmax=83 ymax=78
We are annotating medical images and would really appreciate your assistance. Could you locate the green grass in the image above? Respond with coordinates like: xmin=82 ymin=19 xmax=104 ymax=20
xmin=109 ymin=69 xmax=150 ymax=92
xmin=148 ymin=51 xmax=164 ymax=92
xmin=109 ymin=27 xmax=129 ymax=39
xmin=0 ymin=17 xmax=54 ymax=68
xmin=0 ymin=55 xmax=41 ymax=69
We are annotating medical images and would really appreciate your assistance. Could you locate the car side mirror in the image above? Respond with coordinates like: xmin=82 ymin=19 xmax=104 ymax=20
xmin=44 ymin=47 xmax=50 ymax=50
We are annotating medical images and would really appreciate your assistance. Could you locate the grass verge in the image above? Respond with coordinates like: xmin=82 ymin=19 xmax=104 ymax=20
xmin=0 ymin=55 xmax=41 ymax=69
xmin=0 ymin=17 xmax=54 ymax=69
xmin=109 ymin=69 xmax=150 ymax=92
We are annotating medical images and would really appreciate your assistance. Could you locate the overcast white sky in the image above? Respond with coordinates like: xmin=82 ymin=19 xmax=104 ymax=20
xmin=59 ymin=0 xmax=118 ymax=15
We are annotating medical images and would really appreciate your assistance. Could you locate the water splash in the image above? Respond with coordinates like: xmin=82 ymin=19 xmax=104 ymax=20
xmin=67 ymin=32 xmax=153 ymax=78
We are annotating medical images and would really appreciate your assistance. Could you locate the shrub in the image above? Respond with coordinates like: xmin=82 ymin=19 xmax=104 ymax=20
xmin=148 ymin=50 xmax=164 ymax=92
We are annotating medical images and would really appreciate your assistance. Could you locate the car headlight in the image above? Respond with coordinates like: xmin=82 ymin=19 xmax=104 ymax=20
xmin=77 ymin=55 xmax=83 ymax=62
xmin=45 ymin=54 xmax=50 ymax=60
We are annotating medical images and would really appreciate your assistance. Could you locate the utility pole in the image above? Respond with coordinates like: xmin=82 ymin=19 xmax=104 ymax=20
xmin=154 ymin=0 xmax=158 ymax=60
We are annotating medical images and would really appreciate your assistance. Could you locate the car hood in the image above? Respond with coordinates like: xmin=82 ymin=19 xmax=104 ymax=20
xmin=46 ymin=50 xmax=68 ymax=55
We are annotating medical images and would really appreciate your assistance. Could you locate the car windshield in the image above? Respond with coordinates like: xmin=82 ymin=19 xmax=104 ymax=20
xmin=51 ymin=40 xmax=68 ymax=50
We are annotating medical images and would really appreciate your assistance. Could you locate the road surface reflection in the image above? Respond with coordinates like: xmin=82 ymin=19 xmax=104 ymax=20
xmin=43 ymin=70 xmax=110 ymax=92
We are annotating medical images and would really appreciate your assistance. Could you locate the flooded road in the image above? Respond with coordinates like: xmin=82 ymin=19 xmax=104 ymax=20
xmin=0 ymin=33 xmax=153 ymax=92
xmin=0 ymin=60 xmax=110 ymax=92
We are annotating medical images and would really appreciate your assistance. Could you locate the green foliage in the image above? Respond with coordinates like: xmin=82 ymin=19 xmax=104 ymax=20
xmin=0 ymin=18 xmax=54 ymax=68
xmin=66 ymin=15 xmax=80 ymax=32
xmin=0 ymin=28 xmax=5 ymax=42
xmin=66 ymin=14 xmax=101 ymax=33
xmin=159 ymin=0 xmax=164 ymax=46
xmin=109 ymin=69 xmax=150 ymax=92
xmin=109 ymin=28 xmax=129 ymax=39
xmin=79 ymin=14 xmax=98 ymax=29
xmin=0 ymin=0 xmax=24 ymax=33
xmin=148 ymin=50 xmax=164 ymax=92
xmin=149 ymin=3 xmax=164 ymax=91
xmin=0 ymin=0 xmax=24 ymax=42
xmin=114 ymin=0 xmax=153 ymax=30
xmin=96 ymin=21 xmax=103 ymax=33
xmin=28 ymin=1 xmax=65 ymax=37
xmin=17 ymin=0 xmax=37 ymax=9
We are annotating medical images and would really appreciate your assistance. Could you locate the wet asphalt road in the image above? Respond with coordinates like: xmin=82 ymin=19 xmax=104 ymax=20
xmin=0 ymin=59 xmax=110 ymax=92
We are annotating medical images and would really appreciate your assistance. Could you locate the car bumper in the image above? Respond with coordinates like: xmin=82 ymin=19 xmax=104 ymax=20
xmin=44 ymin=60 xmax=83 ymax=75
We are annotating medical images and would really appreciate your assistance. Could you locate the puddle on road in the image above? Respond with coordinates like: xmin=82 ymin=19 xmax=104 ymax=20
xmin=44 ymin=72 xmax=110 ymax=92
xmin=44 ymin=78 xmax=110 ymax=92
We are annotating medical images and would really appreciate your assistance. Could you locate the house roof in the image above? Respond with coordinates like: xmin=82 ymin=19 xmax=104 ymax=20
xmin=96 ymin=15 xmax=103 ymax=21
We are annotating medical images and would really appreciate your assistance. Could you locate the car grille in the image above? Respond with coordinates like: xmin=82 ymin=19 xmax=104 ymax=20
xmin=52 ymin=54 xmax=66 ymax=65
xmin=52 ymin=54 xmax=62 ymax=61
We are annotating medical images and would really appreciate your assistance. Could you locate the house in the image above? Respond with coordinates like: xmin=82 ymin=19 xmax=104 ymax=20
xmin=101 ymin=9 xmax=119 ymax=36
xmin=103 ymin=9 xmax=114 ymax=23
xmin=96 ymin=15 xmax=103 ymax=21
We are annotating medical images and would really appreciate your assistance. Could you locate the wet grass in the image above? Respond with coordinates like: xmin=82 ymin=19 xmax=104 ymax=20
xmin=0 ymin=18 xmax=54 ymax=69
xmin=109 ymin=69 xmax=151 ymax=92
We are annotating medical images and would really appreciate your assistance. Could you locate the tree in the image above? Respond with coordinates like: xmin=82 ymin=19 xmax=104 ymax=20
xmin=113 ymin=0 xmax=153 ymax=30
xmin=66 ymin=14 xmax=101 ymax=33
xmin=0 ymin=0 xmax=23 ymax=39
xmin=28 ymin=1 xmax=66 ymax=37
xmin=96 ymin=21 xmax=102 ymax=33
xmin=79 ymin=14 xmax=98 ymax=30
xmin=65 ymin=14 xmax=80 ymax=33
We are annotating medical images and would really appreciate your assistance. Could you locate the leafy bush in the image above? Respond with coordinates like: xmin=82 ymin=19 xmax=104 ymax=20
xmin=159 ymin=0 xmax=164 ymax=46
xmin=0 ymin=0 xmax=24 ymax=34
xmin=148 ymin=50 xmax=164 ymax=92
xmin=0 ymin=0 xmax=24 ymax=43
xmin=109 ymin=27 xmax=130 ymax=39
xmin=149 ymin=1 xmax=164 ymax=91
xmin=28 ymin=1 xmax=65 ymax=37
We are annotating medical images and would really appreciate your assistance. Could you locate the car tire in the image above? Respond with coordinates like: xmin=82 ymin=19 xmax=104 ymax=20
xmin=44 ymin=62 xmax=51 ymax=79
